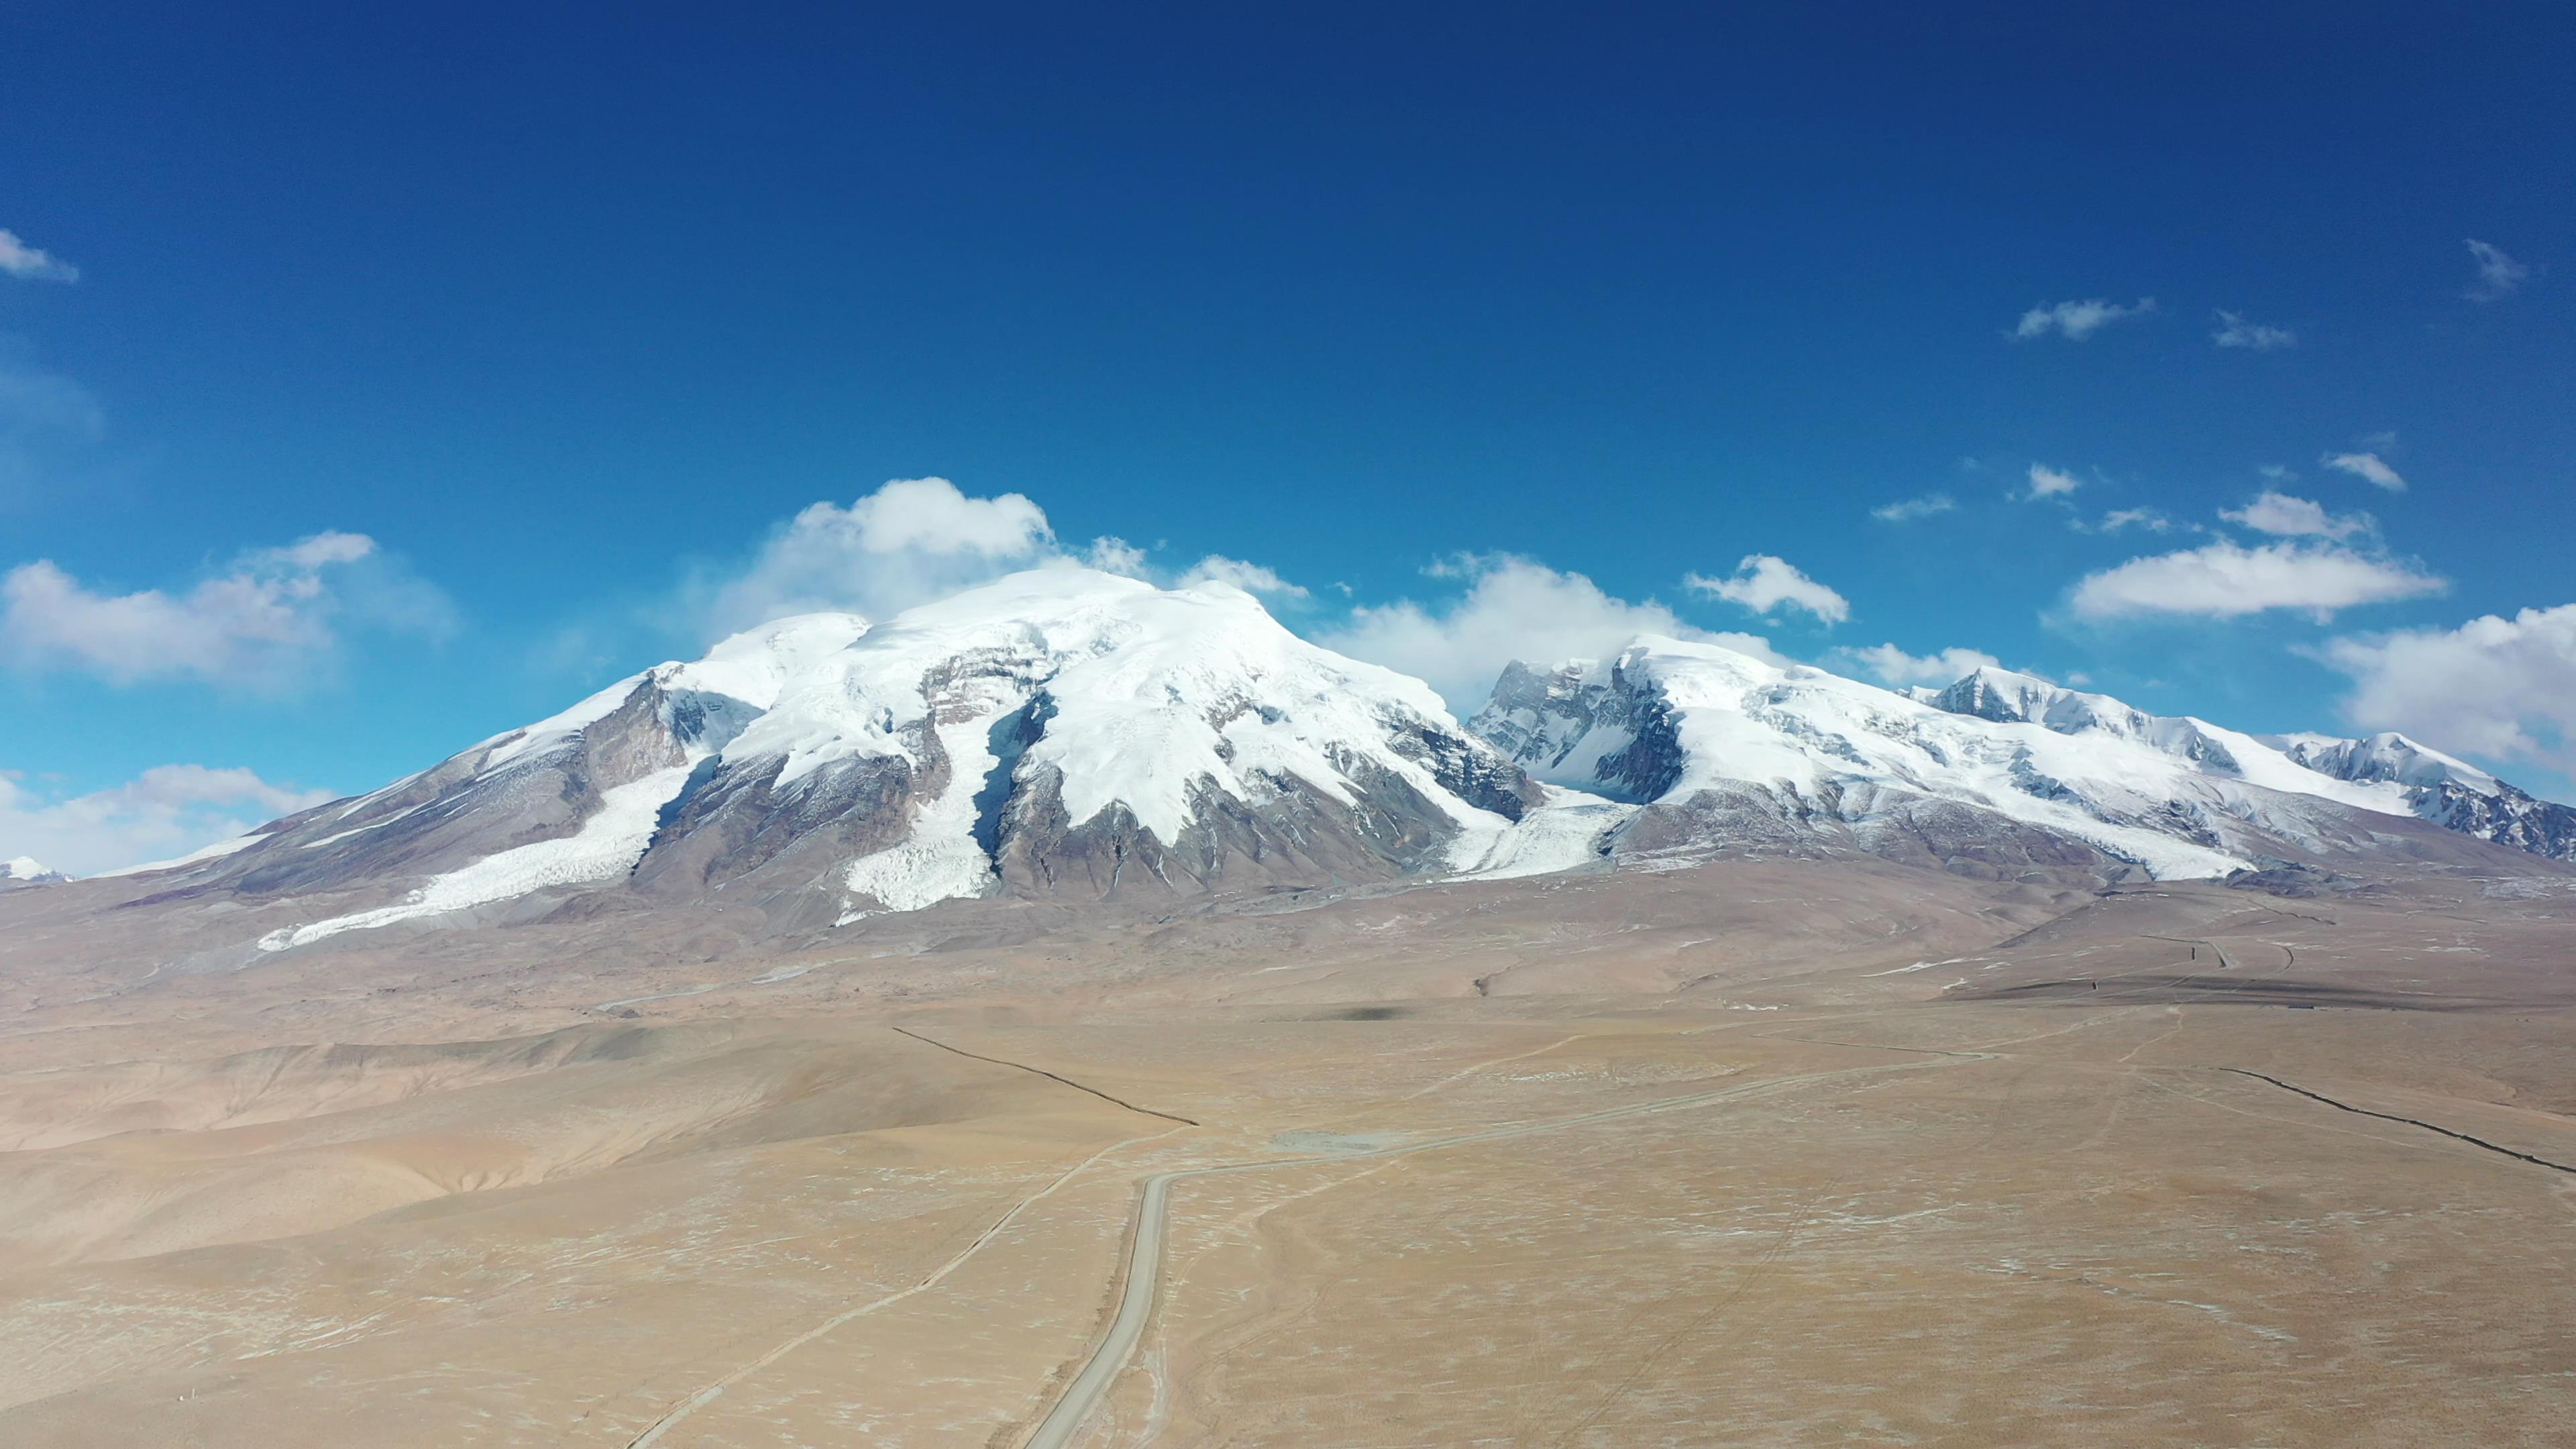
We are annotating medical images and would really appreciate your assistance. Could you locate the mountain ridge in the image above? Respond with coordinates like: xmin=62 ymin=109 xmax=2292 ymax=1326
xmin=34 ymin=570 xmax=2571 ymax=953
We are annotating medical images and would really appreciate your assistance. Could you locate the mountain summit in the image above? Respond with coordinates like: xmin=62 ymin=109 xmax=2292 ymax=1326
xmin=68 ymin=576 xmax=2571 ymax=953
xmin=151 ymin=569 xmax=1607 ymax=951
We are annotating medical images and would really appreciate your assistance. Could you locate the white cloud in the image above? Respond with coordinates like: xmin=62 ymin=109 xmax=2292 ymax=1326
xmin=1082 ymin=536 xmax=1150 ymax=577
xmin=1870 ymin=492 xmax=1955 ymax=523
xmin=702 ymin=476 xmax=1058 ymax=631
xmin=1833 ymin=643 xmax=2002 ymax=688
xmin=1684 ymin=554 xmax=1851 ymax=625
xmin=2025 ymin=463 xmax=2082 ymax=500
xmin=1314 ymin=554 xmax=1782 ymax=714
xmin=0 ymin=764 xmax=333 ymax=877
xmin=2464 ymin=239 xmax=2531 ymax=303
xmin=1179 ymin=555 xmax=1309 ymax=598
xmin=2011 ymin=297 xmax=2155 ymax=341
xmin=2221 ymin=492 xmax=2372 ymax=541
xmin=2090 ymin=508 xmax=2172 ymax=533
xmin=2257 ymin=464 xmax=2297 ymax=482
xmin=2322 ymin=451 xmax=2406 ymax=492
xmin=1 ymin=532 xmax=451 ymax=689
xmin=2070 ymin=539 xmax=2445 ymax=621
xmin=2320 ymin=604 xmax=2576 ymax=772
xmin=0 ymin=229 xmax=78 ymax=284
xmin=2212 ymin=310 xmax=2295 ymax=350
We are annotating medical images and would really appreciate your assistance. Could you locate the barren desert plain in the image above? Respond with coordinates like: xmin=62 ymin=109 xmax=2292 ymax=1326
xmin=2 ymin=853 xmax=2572 ymax=1448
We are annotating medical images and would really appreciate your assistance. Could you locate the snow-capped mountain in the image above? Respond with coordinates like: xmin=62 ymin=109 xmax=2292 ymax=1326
xmin=151 ymin=569 xmax=1613 ymax=950
xmin=2266 ymin=731 xmax=2576 ymax=861
xmin=86 ymin=576 xmax=2571 ymax=952
xmin=0 ymin=857 xmax=67 ymax=890
xmin=1471 ymin=647 xmax=2557 ymax=882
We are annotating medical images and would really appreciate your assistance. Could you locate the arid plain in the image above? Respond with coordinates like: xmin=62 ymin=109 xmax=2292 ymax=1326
xmin=3 ymin=856 xmax=2573 ymax=1447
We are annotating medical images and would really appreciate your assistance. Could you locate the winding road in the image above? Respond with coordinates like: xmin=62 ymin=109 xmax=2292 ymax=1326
xmin=1018 ymin=1053 xmax=1980 ymax=1449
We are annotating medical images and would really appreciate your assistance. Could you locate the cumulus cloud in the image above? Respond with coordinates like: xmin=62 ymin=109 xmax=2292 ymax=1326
xmin=1833 ymin=642 xmax=2002 ymax=688
xmin=702 ymin=476 xmax=1061 ymax=631
xmin=1315 ymin=554 xmax=1782 ymax=714
xmin=2221 ymin=492 xmax=2372 ymax=541
xmin=0 ymin=229 xmax=77 ymax=284
xmin=1 ymin=532 xmax=452 ymax=690
xmin=1684 ymin=554 xmax=1851 ymax=625
xmin=0 ymin=763 xmax=333 ymax=877
xmin=2024 ymin=464 xmax=2082 ymax=500
xmin=2070 ymin=539 xmax=2445 ymax=621
xmin=2322 ymin=451 xmax=2406 ymax=492
xmin=1870 ymin=492 xmax=1955 ymax=523
xmin=2320 ymin=604 xmax=2576 ymax=773
xmin=2464 ymin=239 xmax=2531 ymax=303
xmin=2011 ymin=297 xmax=2155 ymax=341
xmin=1179 ymin=555 xmax=1309 ymax=598
xmin=2212 ymin=310 xmax=2295 ymax=350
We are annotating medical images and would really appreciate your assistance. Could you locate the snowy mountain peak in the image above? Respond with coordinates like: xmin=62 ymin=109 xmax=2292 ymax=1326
xmin=180 ymin=568 xmax=1616 ymax=951
xmin=1 ymin=856 xmax=66 ymax=885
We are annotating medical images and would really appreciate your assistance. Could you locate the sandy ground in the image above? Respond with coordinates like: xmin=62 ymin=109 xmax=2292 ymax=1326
xmin=1 ymin=858 xmax=2571 ymax=1445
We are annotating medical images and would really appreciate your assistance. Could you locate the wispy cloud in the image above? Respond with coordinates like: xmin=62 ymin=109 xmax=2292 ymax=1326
xmin=2211 ymin=310 xmax=2295 ymax=350
xmin=0 ymin=229 xmax=78 ymax=284
xmin=1 ymin=532 xmax=453 ymax=690
xmin=1179 ymin=555 xmax=1309 ymax=598
xmin=1832 ymin=642 xmax=2002 ymax=688
xmin=2221 ymin=492 xmax=2373 ymax=541
xmin=1870 ymin=492 xmax=1956 ymax=523
xmin=2087 ymin=507 xmax=2173 ymax=534
xmin=2024 ymin=464 xmax=2082 ymax=500
xmin=0 ymin=763 xmax=333 ymax=877
xmin=1316 ymin=554 xmax=1780 ymax=713
xmin=2011 ymin=297 xmax=2155 ymax=341
xmin=2463 ymin=239 xmax=2530 ymax=303
xmin=1685 ymin=554 xmax=1851 ymax=625
xmin=2322 ymin=451 xmax=2406 ymax=492
xmin=2070 ymin=539 xmax=2444 ymax=621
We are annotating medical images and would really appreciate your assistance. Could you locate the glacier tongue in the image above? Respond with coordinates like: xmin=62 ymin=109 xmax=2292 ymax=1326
xmin=258 ymin=765 xmax=696 ymax=950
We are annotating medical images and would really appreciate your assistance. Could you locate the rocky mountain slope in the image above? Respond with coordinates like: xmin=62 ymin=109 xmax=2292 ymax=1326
xmin=137 ymin=570 xmax=1615 ymax=951
xmin=1471 ymin=647 xmax=2569 ymax=883
xmin=52 ymin=578 xmax=2573 ymax=953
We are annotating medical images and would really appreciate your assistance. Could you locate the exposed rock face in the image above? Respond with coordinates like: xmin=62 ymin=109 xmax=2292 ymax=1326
xmin=1469 ymin=643 xmax=2574 ymax=887
xmin=127 ymin=571 xmax=1603 ymax=950
xmin=67 ymin=580 xmax=2573 ymax=954
xmin=2269 ymin=732 xmax=2576 ymax=861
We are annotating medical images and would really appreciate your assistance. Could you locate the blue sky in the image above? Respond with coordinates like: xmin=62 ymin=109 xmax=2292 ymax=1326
xmin=5 ymin=2 xmax=2573 ymax=871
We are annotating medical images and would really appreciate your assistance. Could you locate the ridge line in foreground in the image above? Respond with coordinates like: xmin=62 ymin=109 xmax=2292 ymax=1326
xmin=890 ymin=1026 xmax=1201 ymax=1126
xmin=2216 ymin=1067 xmax=2576 ymax=1175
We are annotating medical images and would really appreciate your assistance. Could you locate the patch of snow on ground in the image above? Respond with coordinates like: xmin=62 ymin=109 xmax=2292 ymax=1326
xmin=258 ymin=766 xmax=692 ymax=950
xmin=93 ymin=831 xmax=268 ymax=878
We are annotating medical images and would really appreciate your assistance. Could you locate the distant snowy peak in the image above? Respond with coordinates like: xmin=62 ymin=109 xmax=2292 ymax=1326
xmin=1 ymin=856 xmax=68 ymax=888
xmin=2267 ymin=731 xmax=2498 ymax=792
xmin=2266 ymin=730 xmax=2574 ymax=861
xmin=1902 ymin=669 xmax=2570 ymax=862
xmin=1469 ymin=635 xmax=2576 ymax=883
xmin=1474 ymin=639 xmax=2303 ymax=881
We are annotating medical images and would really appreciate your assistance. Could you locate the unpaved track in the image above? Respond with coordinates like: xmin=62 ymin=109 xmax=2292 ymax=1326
xmin=624 ymin=1127 xmax=1181 ymax=1448
xmin=1018 ymin=1053 xmax=1983 ymax=1449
